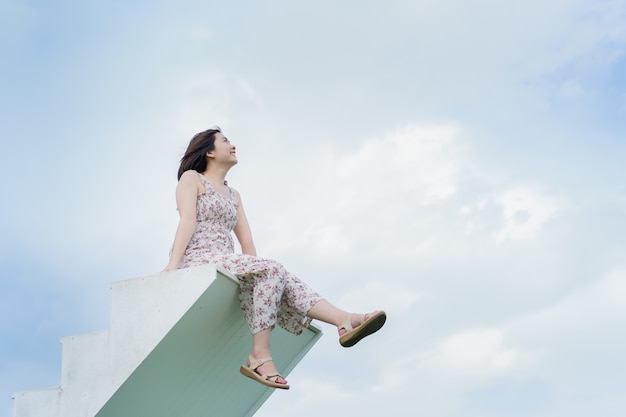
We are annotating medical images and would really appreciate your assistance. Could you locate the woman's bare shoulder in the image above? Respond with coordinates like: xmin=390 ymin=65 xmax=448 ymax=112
xmin=177 ymin=170 xmax=204 ymax=194
xmin=179 ymin=169 xmax=201 ymax=181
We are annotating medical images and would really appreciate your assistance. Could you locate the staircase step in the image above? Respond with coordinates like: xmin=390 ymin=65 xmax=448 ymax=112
xmin=58 ymin=331 xmax=111 ymax=417
xmin=12 ymin=388 xmax=61 ymax=417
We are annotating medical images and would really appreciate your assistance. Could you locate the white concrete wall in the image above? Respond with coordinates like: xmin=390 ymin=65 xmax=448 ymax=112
xmin=13 ymin=265 xmax=223 ymax=417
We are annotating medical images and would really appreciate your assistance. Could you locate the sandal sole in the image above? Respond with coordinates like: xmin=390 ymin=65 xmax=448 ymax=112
xmin=239 ymin=365 xmax=290 ymax=390
xmin=340 ymin=311 xmax=387 ymax=347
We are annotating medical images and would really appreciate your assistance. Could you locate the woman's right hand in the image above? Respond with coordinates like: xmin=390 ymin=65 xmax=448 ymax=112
xmin=162 ymin=262 xmax=178 ymax=272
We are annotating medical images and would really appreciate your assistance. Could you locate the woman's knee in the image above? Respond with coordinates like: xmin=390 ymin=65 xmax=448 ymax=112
xmin=268 ymin=260 xmax=287 ymax=279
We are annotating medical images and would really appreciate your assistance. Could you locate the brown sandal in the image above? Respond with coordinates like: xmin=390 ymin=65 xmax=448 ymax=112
xmin=339 ymin=310 xmax=387 ymax=347
xmin=239 ymin=355 xmax=290 ymax=390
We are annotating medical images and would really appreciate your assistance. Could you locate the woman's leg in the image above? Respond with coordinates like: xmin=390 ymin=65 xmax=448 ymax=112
xmin=239 ymin=262 xmax=290 ymax=385
xmin=307 ymin=299 xmax=348 ymax=328
xmin=307 ymin=299 xmax=371 ymax=336
xmin=248 ymin=327 xmax=288 ymax=385
xmin=278 ymin=271 xmax=380 ymax=337
xmin=239 ymin=262 xmax=287 ymax=334
xmin=246 ymin=299 xmax=356 ymax=385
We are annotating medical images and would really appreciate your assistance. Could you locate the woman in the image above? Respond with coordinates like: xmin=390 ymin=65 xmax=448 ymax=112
xmin=163 ymin=126 xmax=386 ymax=390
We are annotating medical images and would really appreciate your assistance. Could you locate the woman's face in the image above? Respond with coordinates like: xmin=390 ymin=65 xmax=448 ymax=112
xmin=207 ymin=132 xmax=237 ymax=165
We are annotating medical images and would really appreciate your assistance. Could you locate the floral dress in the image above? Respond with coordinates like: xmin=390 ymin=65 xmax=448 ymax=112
xmin=179 ymin=171 xmax=323 ymax=335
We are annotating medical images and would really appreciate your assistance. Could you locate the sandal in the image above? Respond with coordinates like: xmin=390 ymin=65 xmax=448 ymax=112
xmin=239 ymin=355 xmax=290 ymax=390
xmin=339 ymin=310 xmax=387 ymax=347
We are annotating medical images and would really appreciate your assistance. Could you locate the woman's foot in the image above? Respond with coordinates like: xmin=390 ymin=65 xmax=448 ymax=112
xmin=253 ymin=358 xmax=288 ymax=385
xmin=338 ymin=310 xmax=386 ymax=347
xmin=239 ymin=355 xmax=289 ymax=389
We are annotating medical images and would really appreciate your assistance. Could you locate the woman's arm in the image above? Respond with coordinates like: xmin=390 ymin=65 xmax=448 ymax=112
xmin=233 ymin=190 xmax=257 ymax=256
xmin=163 ymin=171 xmax=200 ymax=271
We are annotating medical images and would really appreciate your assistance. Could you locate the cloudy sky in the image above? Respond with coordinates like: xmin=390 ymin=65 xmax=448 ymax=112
xmin=2 ymin=0 xmax=626 ymax=416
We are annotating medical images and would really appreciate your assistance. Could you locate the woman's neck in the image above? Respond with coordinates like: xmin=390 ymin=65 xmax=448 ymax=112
xmin=202 ymin=166 xmax=229 ymax=185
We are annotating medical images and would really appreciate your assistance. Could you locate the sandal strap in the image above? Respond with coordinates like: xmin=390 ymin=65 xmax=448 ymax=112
xmin=339 ymin=313 xmax=354 ymax=333
xmin=264 ymin=373 xmax=284 ymax=383
xmin=248 ymin=356 xmax=273 ymax=371
xmin=340 ymin=312 xmax=378 ymax=334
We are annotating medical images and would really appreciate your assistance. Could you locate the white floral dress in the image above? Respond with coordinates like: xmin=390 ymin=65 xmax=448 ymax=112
xmin=179 ymin=171 xmax=323 ymax=335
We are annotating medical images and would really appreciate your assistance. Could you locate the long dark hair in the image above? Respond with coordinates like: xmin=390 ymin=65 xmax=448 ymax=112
xmin=177 ymin=128 xmax=221 ymax=180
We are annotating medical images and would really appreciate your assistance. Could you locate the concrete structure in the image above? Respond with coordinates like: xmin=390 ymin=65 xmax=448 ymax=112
xmin=12 ymin=265 xmax=322 ymax=417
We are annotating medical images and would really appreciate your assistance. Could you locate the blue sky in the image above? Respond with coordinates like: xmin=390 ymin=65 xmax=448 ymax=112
xmin=2 ymin=1 xmax=626 ymax=416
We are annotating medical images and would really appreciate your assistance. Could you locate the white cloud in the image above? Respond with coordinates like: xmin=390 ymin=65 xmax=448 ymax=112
xmin=331 ymin=124 xmax=461 ymax=204
xmin=559 ymin=79 xmax=585 ymax=98
xmin=510 ymin=267 xmax=626 ymax=342
xmin=493 ymin=185 xmax=562 ymax=242
xmin=261 ymin=123 xmax=464 ymax=260
xmin=604 ymin=268 xmax=626 ymax=303
xmin=338 ymin=280 xmax=421 ymax=313
xmin=438 ymin=328 xmax=521 ymax=375
xmin=371 ymin=327 xmax=534 ymax=395
xmin=173 ymin=69 xmax=259 ymax=135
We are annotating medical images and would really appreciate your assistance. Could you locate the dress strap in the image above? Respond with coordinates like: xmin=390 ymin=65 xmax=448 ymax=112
xmin=196 ymin=171 xmax=235 ymax=201
xmin=196 ymin=171 xmax=209 ymax=185
xmin=196 ymin=171 xmax=228 ymax=186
